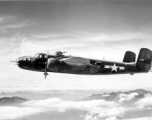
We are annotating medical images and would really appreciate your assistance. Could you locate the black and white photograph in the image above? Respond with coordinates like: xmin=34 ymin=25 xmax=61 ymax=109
xmin=0 ymin=0 xmax=152 ymax=120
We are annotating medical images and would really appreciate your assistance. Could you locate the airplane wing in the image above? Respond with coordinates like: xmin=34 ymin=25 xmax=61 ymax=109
xmin=60 ymin=57 xmax=90 ymax=65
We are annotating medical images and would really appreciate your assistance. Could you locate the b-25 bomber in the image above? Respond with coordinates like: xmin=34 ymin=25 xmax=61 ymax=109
xmin=12 ymin=48 xmax=152 ymax=79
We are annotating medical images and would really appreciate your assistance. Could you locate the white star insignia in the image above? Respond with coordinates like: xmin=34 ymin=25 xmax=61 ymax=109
xmin=111 ymin=63 xmax=118 ymax=72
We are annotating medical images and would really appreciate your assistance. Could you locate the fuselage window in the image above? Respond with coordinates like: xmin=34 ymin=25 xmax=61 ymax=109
xmin=27 ymin=58 xmax=31 ymax=61
xmin=23 ymin=58 xmax=26 ymax=61
xmin=39 ymin=55 xmax=42 ymax=58
xmin=34 ymin=54 xmax=40 ymax=59
xmin=19 ymin=58 xmax=22 ymax=61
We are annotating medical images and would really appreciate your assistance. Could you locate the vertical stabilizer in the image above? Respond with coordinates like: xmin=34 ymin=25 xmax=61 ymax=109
xmin=123 ymin=51 xmax=136 ymax=63
xmin=136 ymin=48 xmax=152 ymax=72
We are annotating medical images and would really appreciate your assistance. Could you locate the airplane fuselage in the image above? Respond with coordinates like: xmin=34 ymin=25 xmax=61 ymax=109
xmin=15 ymin=48 xmax=152 ymax=78
xmin=17 ymin=55 xmax=143 ymax=75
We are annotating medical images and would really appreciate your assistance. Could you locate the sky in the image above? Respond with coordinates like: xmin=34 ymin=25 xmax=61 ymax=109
xmin=1 ymin=0 xmax=152 ymax=90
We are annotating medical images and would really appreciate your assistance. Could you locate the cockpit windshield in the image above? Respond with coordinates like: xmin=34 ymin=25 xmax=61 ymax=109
xmin=34 ymin=53 xmax=40 ymax=59
xmin=34 ymin=53 xmax=47 ymax=60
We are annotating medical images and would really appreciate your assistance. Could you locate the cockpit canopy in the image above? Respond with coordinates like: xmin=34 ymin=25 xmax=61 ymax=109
xmin=18 ymin=56 xmax=32 ymax=61
xmin=34 ymin=53 xmax=47 ymax=59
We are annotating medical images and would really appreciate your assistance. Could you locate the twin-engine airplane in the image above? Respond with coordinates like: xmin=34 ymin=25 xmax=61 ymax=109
xmin=12 ymin=48 xmax=152 ymax=79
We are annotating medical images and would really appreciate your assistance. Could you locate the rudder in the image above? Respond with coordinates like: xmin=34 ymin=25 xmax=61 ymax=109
xmin=136 ymin=48 xmax=152 ymax=72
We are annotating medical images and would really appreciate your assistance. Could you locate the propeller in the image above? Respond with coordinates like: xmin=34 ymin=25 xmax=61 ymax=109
xmin=44 ymin=51 xmax=49 ymax=79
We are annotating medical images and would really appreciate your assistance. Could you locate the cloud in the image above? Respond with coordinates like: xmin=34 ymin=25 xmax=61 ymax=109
xmin=84 ymin=107 xmax=124 ymax=120
xmin=30 ymin=33 xmax=62 ymax=39
xmin=124 ymin=117 xmax=152 ymax=120
xmin=135 ymin=95 xmax=152 ymax=109
xmin=3 ymin=30 xmax=149 ymax=62
xmin=0 ymin=16 xmax=15 ymax=24
xmin=0 ymin=15 xmax=29 ymax=33
xmin=105 ymin=117 xmax=119 ymax=120
xmin=119 ymin=92 xmax=139 ymax=103
xmin=102 ymin=93 xmax=110 ymax=97
xmin=25 ymin=31 xmax=152 ymax=58
xmin=0 ymin=97 xmax=121 ymax=119
xmin=0 ymin=106 xmax=43 ymax=120
xmin=30 ymin=31 xmax=152 ymax=43
xmin=23 ymin=97 xmax=117 ymax=111
xmin=23 ymin=97 xmax=62 ymax=107
xmin=0 ymin=95 xmax=13 ymax=98
xmin=0 ymin=21 xmax=29 ymax=30
xmin=23 ymin=97 xmax=126 ymax=120
xmin=58 ymin=108 xmax=66 ymax=112
xmin=0 ymin=33 xmax=27 ymax=56
xmin=76 ymin=31 xmax=152 ymax=42
xmin=0 ymin=17 xmax=6 ymax=24
xmin=1 ymin=93 xmax=152 ymax=120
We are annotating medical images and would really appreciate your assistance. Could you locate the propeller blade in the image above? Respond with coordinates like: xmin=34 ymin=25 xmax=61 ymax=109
xmin=44 ymin=72 xmax=48 ymax=79
xmin=44 ymin=51 xmax=49 ymax=79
